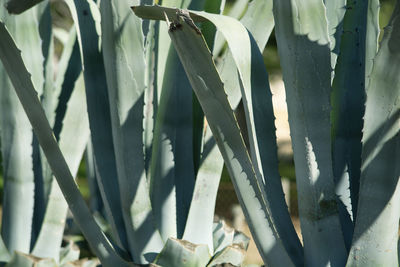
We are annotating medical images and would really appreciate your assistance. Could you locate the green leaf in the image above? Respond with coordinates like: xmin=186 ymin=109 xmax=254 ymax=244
xmin=59 ymin=241 xmax=80 ymax=266
xmin=154 ymin=238 xmax=211 ymax=267
xmin=207 ymin=244 xmax=246 ymax=267
xmin=194 ymin=7 xmax=302 ymax=264
xmin=133 ymin=7 xmax=296 ymax=265
xmin=65 ymin=0 xmax=130 ymax=253
xmin=31 ymin=74 xmax=89 ymax=261
xmin=324 ymin=0 xmax=346 ymax=69
xmin=217 ymin=0 xmax=274 ymax=110
xmin=0 ymin=236 xmax=10 ymax=262
xmin=272 ymin=0 xmax=347 ymax=265
xmin=149 ymin=0 xmax=206 ymax=243
xmin=33 ymin=4 xmax=56 ymax=231
xmin=347 ymin=2 xmax=400 ymax=265
xmin=0 ymin=6 xmax=43 ymax=255
xmin=0 ymin=20 xmax=131 ymax=267
xmin=5 ymin=0 xmax=46 ymax=14
xmin=99 ymin=0 xmax=164 ymax=263
xmin=183 ymin=126 xmax=224 ymax=253
xmin=330 ymin=0 xmax=380 ymax=249
xmin=150 ymin=34 xmax=196 ymax=241
xmin=213 ymin=0 xmax=249 ymax=56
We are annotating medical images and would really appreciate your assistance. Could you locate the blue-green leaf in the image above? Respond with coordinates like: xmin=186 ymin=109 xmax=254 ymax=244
xmin=0 ymin=6 xmax=43 ymax=255
xmin=154 ymin=238 xmax=211 ymax=267
xmin=5 ymin=0 xmax=46 ymax=15
xmin=183 ymin=126 xmax=224 ymax=253
xmin=330 ymin=0 xmax=380 ymax=249
xmin=273 ymin=0 xmax=347 ymax=265
xmin=65 ymin=0 xmax=130 ymax=253
xmin=0 ymin=20 xmax=131 ymax=267
xmin=32 ymin=74 xmax=89 ymax=261
xmin=347 ymin=2 xmax=400 ymax=265
xmin=100 ymin=0 xmax=164 ymax=262
xmin=0 ymin=236 xmax=10 ymax=262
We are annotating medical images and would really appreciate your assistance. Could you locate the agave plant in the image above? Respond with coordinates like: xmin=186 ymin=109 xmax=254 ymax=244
xmin=0 ymin=0 xmax=261 ymax=266
xmin=0 ymin=0 xmax=399 ymax=267
xmin=0 ymin=2 xmax=95 ymax=266
xmin=132 ymin=0 xmax=399 ymax=266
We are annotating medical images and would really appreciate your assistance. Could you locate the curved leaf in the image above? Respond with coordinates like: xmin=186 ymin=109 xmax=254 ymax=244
xmin=133 ymin=8 xmax=297 ymax=266
xmin=0 ymin=21 xmax=131 ymax=267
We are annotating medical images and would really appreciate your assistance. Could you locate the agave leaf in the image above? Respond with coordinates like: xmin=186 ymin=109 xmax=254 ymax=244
xmin=143 ymin=7 xmax=159 ymax=178
xmin=99 ymin=0 xmax=165 ymax=262
xmin=65 ymin=0 xmax=130 ymax=252
xmin=218 ymin=0 xmax=274 ymax=110
xmin=154 ymin=238 xmax=211 ymax=267
xmin=272 ymin=0 xmax=349 ymax=265
xmin=133 ymin=8 xmax=296 ymax=265
xmin=324 ymin=0 xmax=346 ymax=69
xmin=32 ymin=74 xmax=89 ymax=261
xmin=150 ymin=25 xmax=196 ymax=241
xmin=32 ymin=3 xmax=57 ymax=246
xmin=85 ymin=139 xmax=105 ymax=214
xmin=5 ymin=0 xmax=46 ymax=15
xmin=0 ymin=236 xmax=10 ymax=262
xmin=0 ymin=6 xmax=44 ymax=254
xmin=149 ymin=0 xmax=207 ymax=243
xmin=59 ymin=241 xmax=80 ymax=266
xmin=5 ymin=252 xmax=57 ymax=267
xmin=167 ymin=17 xmax=294 ymax=266
xmin=207 ymin=244 xmax=246 ymax=267
xmin=212 ymin=221 xmax=234 ymax=254
xmin=213 ymin=0 xmax=248 ymax=56
xmin=347 ymin=2 xmax=400 ymax=265
xmin=209 ymin=3 xmax=303 ymax=260
xmin=232 ymin=231 xmax=250 ymax=251
xmin=183 ymin=126 xmax=224 ymax=253
xmin=330 ymin=0 xmax=380 ymax=249
xmin=0 ymin=21 xmax=131 ymax=267
xmin=186 ymin=6 xmax=302 ymax=263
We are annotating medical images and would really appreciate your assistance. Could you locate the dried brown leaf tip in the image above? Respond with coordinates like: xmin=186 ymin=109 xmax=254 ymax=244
xmin=176 ymin=9 xmax=201 ymax=34
xmin=169 ymin=21 xmax=183 ymax=32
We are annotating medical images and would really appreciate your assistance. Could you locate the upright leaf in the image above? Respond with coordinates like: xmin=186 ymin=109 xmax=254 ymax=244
xmin=182 ymin=126 xmax=224 ymax=253
xmin=5 ymin=0 xmax=46 ymax=14
xmin=213 ymin=0 xmax=248 ymax=56
xmin=149 ymin=0 xmax=206 ymax=241
xmin=330 ymin=0 xmax=380 ymax=249
xmin=65 ymin=0 xmax=129 ymax=252
xmin=0 ymin=236 xmax=10 ymax=262
xmin=100 ymin=0 xmax=164 ymax=263
xmin=324 ymin=0 xmax=346 ymax=70
xmin=273 ymin=0 xmax=347 ymax=265
xmin=347 ymin=2 xmax=400 ymax=265
xmin=133 ymin=7 xmax=296 ymax=266
xmin=32 ymin=74 xmax=90 ymax=261
xmin=0 ymin=6 xmax=43 ymax=254
xmin=0 ymin=21 xmax=131 ymax=267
